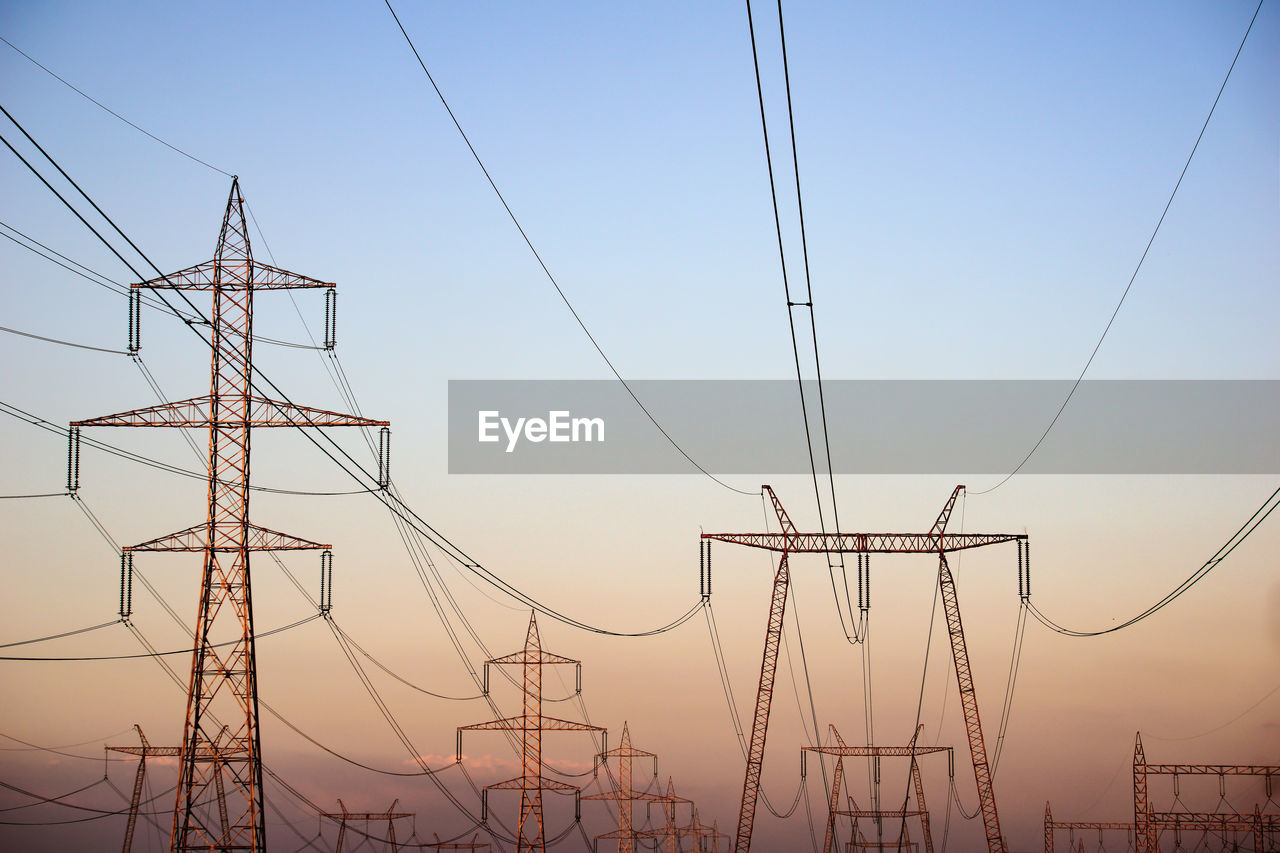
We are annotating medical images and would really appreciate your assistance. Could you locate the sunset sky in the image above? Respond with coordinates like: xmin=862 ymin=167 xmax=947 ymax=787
xmin=2 ymin=2 xmax=1277 ymax=851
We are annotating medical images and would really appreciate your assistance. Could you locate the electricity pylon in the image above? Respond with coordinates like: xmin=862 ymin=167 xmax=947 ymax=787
xmin=75 ymin=178 xmax=387 ymax=851
xmin=1133 ymin=732 xmax=1279 ymax=853
xmin=639 ymin=778 xmax=693 ymax=853
xmin=458 ymin=611 xmax=604 ymax=853
xmin=1043 ymin=802 xmax=1132 ymax=853
xmin=584 ymin=722 xmax=661 ymax=853
xmin=803 ymin=725 xmax=948 ymax=853
xmin=322 ymin=799 xmax=413 ymax=852
xmin=108 ymin=725 xmax=185 ymax=853
xmin=702 ymin=485 xmax=1026 ymax=853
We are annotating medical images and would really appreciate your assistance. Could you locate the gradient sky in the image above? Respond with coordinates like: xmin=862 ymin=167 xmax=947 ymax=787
xmin=2 ymin=2 xmax=1277 ymax=851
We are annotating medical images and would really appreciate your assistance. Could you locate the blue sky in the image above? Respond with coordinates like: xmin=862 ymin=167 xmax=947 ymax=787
xmin=1 ymin=2 xmax=1277 ymax=850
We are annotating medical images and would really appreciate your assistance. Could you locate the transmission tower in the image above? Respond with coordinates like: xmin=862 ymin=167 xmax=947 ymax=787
xmin=74 ymin=178 xmax=388 ymax=851
xmin=803 ymin=725 xmax=948 ymax=853
xmin=674 ymin=806 xmax=728 ymax=853
xmin=639 ymin=777 xmax=693 ymax=853
xmin=458 ymin=611 xmax=604 ymax=853
xmin=584 ymin=722 xmax=661 ymax=853
xmin=108 ymin=725 xmax=188 ymax=853
xmin=702 ymin=485 xmax=1026 ymax=853
xmin=322 ymin=799 xmax=414 ymax=852
xmin=1043 ymin=802 xmax=1132 ymax=853
xmin=1133 ymin=732 xmax=1279 ymax=853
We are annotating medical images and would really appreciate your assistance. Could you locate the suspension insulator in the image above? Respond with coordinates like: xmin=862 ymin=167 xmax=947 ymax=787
xmin=700 ymin=539 xmax=706 ymax=600
xmin=575 ymin=662 xmax=582 ymax=695
xmin=127 ymin=288 xmax=141 ymax=354
xmin=706 ymin=540 xmax=711 ymax=598
xmin=801 ymin=749 xmax=807 ymax=779
xmin=482 ymin=663 xmax=490 ymax=696
xmin=320 ymin=550 xmax=333 ymax=614
xmin=456 ymin=729 xmax=463 ymax=763
xmin=575 ymin=790 xmax=582 ymax=823
xmin=119 ymin=553 xmax=128 ymax=618
xmin=67 ymin=426 xmax=81 ymax=494
xmin=377 ymin=427 xmax=391 ymax=490
xmin=865 ymin=554 xmax=871 ymax=610
xmin=1025 ymin=540 xmax=1031 ymax=598
xmin=481 ymin=789 xmax=487 ymax=821
xmin=1018 ymin=540 xmax=1025 ymax=599
xmin=323 ymin=287 xmax=336 ymax=350
xmin=125 ymin=553 xmax=133 ymax=619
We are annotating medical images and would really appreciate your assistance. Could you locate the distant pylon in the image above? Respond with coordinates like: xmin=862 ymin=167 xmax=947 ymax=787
xmin=75 ymin=178 xmax=388 ymax=851
xmin=107 ymin=725 xmax=183 ymax=853
xmin=458 ymin=611 xmax=604 ymax=853
xmin=321 ymin=799 xmax=413 ymax=852
xmin=639 ymin=777 xmax=692 ymax=853
xmin=584 ymin=722 xmax=661 ymax=853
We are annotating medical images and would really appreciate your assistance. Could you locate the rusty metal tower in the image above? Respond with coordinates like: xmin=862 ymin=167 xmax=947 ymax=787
xmin=75 ymin=178 xmax=387 ymax=851
xmin=1043 ymin=802 xmax=1132 ymax=853
xmin=802 ymin=725 xmax=949 ymax=853
xmin=640 ymin=777 xmax=693 ymax=853
xmin=1133 ymin=732 xmax=1279 ymax=852
xmin=458 ymin=611 xmax=603 ymax=853
xmin=584 ymin=722 xmax=661 ymax=853
xmin=107 ymin=725 xmax=188 ymax=853
xmin=322 ymin=799 xmax=414 ymax=852
xmin=702 ymin=485 xmax=1026 ymax=853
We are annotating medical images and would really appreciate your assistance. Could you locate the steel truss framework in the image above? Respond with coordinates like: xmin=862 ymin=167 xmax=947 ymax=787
xmin=321 ymin=799 xmax=413 ymax=852
xmin=583 ymin=722 xmax=662 ymax=853
xmin=1134 ymin=733 xmax=1278 ymax=853
xmin=76 ymin=179 xmax=387 ymax=851
xmin=459 ymin=612 xmax=603 ymax=853
xmin=703 ymin=485 xmax=1025 ymax=853
xmin=804 ymin=724 xmax=949 ymax=853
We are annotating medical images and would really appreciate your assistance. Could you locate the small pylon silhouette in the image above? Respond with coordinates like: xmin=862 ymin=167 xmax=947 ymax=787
xmin=584 ymin=722 xmax=662 ymax=853
xmin=639 ymin=777 xmax=692 ymax=853
xmin=321 ymin=799 xmax=413 ymax=852
xmin=458 ymin=611 xmax=603 ymax=853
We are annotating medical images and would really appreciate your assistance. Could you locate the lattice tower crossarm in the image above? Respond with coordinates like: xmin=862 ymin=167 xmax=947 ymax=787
xmin=73 ymin=179 xmax=387 ymax=852
xmin=1043 ymin=801 xmax=1133 ymax=853
xmin=704 ymin=485 xmax=1022 ymax=853
xmin=458 ymin=612 xmax=603 ymax=853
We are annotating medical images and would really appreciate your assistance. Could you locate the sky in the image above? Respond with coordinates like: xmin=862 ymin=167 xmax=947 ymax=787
xmin=1 ymin=1 xmax=1278 ymax=851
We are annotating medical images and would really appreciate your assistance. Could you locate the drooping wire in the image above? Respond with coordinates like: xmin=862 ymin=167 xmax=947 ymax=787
xmin=0 ymin=323 xmax=128 ymax=355
xmin=972 ymin=0 xmax=1266 ymax=496
xmin=381 ymin=0 xmax=753 ymax=497
xmin=0 ymin=620 xmax=121 ymax=649
xmin=1028 ymin=484 xmax=1279 ymax=637
xmin=0 ymin=35 xmax=233 ymax=177
xmin=990 ymin=601 xmax=1028 ymax=776
xmin=1 ymin=108 xmax=703 ymax=634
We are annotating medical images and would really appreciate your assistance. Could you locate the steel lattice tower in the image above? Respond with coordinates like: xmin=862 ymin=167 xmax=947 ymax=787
xmin=75 ymin=179 xmax=387 ymax=851
xmin=702 ymin=485 xmax=1026 ymax=853
xmin=584 ymin=722 xmax=661 ymax=853
xmin=458 ymin=612 xmax=603 ymax=853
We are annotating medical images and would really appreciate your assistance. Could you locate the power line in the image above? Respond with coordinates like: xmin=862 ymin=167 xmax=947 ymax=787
xmin=0 ymin=323 xmax=127 ymax=355
xmin=0 ymin=35 xmax=232 ymax=177
xmin=4 ymin=100 xmax=705 ymax=637
xmin=381 ymin=0 xmax=752 ymax=497
xmin=0 ymin=619 xmax=120 ymax=649
xmin=0 ymin=614 xmax=321 ymax=661
xmin=1029 ymin=484 xmax=1279 ymax=637
xmin=973 ymin=0 xmax=1266 ymax=496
